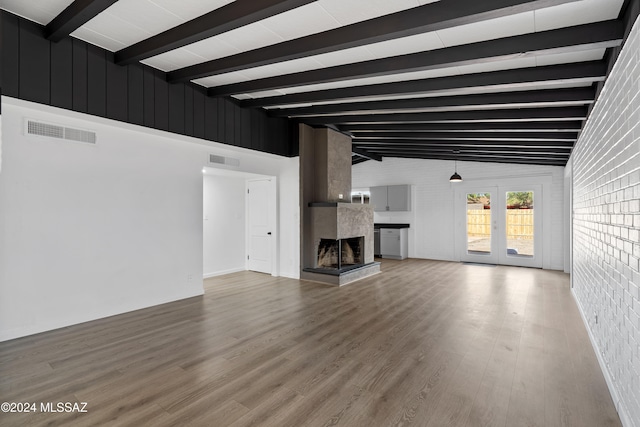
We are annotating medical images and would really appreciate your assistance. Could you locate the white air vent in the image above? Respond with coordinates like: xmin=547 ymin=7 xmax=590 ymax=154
xmin=25 ymin=120 xmax=96 ymax=144
xmin=209 ymin=154 xmax=240 ymax=167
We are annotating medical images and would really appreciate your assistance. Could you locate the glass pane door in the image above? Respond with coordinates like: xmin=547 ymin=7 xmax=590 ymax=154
xmin=458 ymin=184 xmax=542 ymax=268
xmin=505 ymin=191 xmax=534 ymax=258
xmin=499 ymin=186 xmax=542 ymax=268
xmin=466 ymin=192 xmax=492 ymax=255
xmin=460 ymin=188 xmax=499 ymax=265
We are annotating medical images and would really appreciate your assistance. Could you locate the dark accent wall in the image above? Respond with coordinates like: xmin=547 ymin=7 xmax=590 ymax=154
xmin=0 ymin=11 xmax=293 ymax=157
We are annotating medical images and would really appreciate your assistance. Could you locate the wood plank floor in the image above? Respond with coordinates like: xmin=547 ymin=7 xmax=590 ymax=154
xmin=0 ymin=259 xmax=621 ymax=426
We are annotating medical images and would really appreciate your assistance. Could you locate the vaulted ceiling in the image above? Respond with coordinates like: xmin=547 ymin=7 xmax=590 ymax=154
xmin=1 ymin=0 xmax=630 ymax=166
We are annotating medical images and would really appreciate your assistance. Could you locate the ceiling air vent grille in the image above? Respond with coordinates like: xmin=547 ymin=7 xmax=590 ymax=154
xmin=26 ymin=120 xmax=96 ymax=144
xmin=209 ymin=154 xmax=240 ymax=167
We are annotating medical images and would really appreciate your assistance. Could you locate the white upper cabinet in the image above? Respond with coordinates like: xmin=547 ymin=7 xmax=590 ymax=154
xmin=369 ymin=185 xmax=411 ymax=212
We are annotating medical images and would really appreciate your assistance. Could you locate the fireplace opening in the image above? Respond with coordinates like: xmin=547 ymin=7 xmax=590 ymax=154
xmin=317 ymin=237 xmax=364 ymax=270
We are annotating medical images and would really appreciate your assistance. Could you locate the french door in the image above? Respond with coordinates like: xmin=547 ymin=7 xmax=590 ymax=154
xmin=457 ymin=185 xmax=542 ymax=268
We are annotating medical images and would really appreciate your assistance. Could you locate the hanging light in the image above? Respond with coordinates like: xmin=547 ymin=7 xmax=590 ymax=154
xmin=449 ymin=151 xmax=463 ymax=182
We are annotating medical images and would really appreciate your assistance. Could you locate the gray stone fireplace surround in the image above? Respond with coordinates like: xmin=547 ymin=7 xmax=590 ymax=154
xmin=299 ymin=124 xmax=380 ymax=285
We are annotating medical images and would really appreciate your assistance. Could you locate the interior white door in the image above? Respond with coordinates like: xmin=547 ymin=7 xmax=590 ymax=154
xmin=247 ymin=179 xmax=273 ymax=274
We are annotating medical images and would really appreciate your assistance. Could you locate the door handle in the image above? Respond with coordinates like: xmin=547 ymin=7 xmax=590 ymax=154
xmin=267 ymin=232 xmax=272 ymax=235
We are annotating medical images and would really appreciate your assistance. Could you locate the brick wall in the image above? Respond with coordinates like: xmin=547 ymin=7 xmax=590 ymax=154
xmin=571 ymin=15 xmax=640 ymax=427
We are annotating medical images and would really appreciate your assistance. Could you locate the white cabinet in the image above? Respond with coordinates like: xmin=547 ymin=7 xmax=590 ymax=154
xmin=369 ymin=185 xmax=411 ymax=212
xmin=370 ymin=186 xmax=389 ymax=212
xmin=380 ymin=228 xmax=408 ymax=260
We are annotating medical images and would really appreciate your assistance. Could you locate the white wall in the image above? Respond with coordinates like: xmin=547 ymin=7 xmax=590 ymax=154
xmin=278 ymin=156 xmax=301 ymax=278
xmin=0 ymin=97 xmax=299 ymax=342
xmin=0 ymin=114 xmax=3 ymax=172
xmin=352 ymin=157 xmax=565 ymax=269
xmin=571 ymin=15 xmax=640 ymax=427
xmin=203 ymin=174 xmax=246 ymax=278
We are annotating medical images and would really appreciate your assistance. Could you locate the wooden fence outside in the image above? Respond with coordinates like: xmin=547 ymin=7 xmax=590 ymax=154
xmin=467 ymin=209 xmax=534 ymax=239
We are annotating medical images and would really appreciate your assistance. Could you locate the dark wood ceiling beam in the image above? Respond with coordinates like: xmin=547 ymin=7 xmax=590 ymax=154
xmin=300 ymin=106 xmax=588 ymax=125
xmin=351 ymin=147 xmax=382 ymax=162
xmin=352 ymin=131 xmax=577 ymax=141
xmin=339 ymin=121 xmax=584 ymax=133
xmin=115 ymin=0 xmax=317 ymax=65
xmin=367 ymin=150 xmax=570 ymax=160
xmin=351 ymin=156 xmax=370 ymax=165
xmin=353 ymin=139 xmax=574 ymax=148
xmin=369 ymin=153 xmax=568 ymax=166
xmin=207 ymin=21 xmax=623 ymax=95
xmin=355 ymin=145 xmax=571 ymax=155
xmin=241 ymin=62 xmax=607 ymax=108
xmin=45 ymin=0 xmax=119 ymax=41
xmin=166 ymin=0 xmax=579 ymax=82
xmin=269 ymin=87 xmax=596 ymax=117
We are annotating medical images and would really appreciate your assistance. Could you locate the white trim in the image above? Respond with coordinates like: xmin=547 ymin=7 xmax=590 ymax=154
xmin=563 ymin=161 xmax=573 ymax=275
xmin=270 ymin=177 xmax=279 ymax=277
xmin=279 ymin=271 xmax=300 ymax=280
xmin=0 ymin=289 xmax=204 ymax=343
xmin=203 ymin=268 xmax=245 ymax=279
xmin=571 ymin=289 xmax=633 ymax=427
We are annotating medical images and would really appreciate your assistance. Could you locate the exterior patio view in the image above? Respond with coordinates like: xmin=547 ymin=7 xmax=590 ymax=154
xmin=466 ymin=192 xmax=534 ymax=257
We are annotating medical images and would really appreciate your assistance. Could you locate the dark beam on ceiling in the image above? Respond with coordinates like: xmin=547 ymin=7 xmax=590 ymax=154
xmin=45 ymin=0 xmax=119 ymax=42
xmin=115 ymin=0 xmax=317 ymax=65
xmin=351 ymin=147 xmax=382 ymax=162
xmin=339 ymin=121 xmax=584 ymax=132
xmin=207 ymin=21 xmax=623 ymax=95
xmin=365 ymin=152 xmax=568 ymax=166
xmin=269 ymin=88 xmax=596 ymax=117
xmin=359 ymin=152 xmax=570 ymax=165
xmin=352 ymin=139 xmax=574 ymax=148
xmin=240 ymin=62 xmax=607 ymax=108
xmin=368 ymin=150 xmax=569 ymax=161
xmin=352 ymin=131 xmax=577 ymax=141
xmin=299 ymin=106 xmax=588 ymax=125
xmin=166 ymin=0 xmax=579 ymax=82
xmin=354 ymin=145 xmax=571 ymax=155
xmin=351 ymin=156 xmax=370 ymax=165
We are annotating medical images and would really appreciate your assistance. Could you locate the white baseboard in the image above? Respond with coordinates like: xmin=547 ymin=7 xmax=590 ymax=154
xmin=203 ymin=269 xmax=300 ymax=280
xmin=571 ymin=288 xmax=634 ymax=427
xmin=279 ymin=271 xmax=300 ymax=279
xmin=0 ymin=289 xmax=204 ymax=343
xmin=203 ymin=267 xmax=245 ymax=279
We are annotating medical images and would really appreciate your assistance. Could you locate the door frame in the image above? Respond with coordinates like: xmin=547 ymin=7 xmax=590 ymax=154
xmin=454 ymin=175 xmax=552 ymax=269
xmin=246 ymin=177 xmax=278 ymax=276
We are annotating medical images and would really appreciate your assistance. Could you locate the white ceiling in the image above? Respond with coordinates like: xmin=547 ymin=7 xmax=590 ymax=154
xmin=0 ymin=0 xmax=74 ymax=25
xmin=237 ymin=47 xmax=606 ymax=105
xmin=188 ymin=0 xmax=622 ymax=100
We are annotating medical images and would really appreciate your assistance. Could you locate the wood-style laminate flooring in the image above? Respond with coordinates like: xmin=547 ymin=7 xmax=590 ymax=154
xmin=0 ymin=259 xmax=621 ymax=426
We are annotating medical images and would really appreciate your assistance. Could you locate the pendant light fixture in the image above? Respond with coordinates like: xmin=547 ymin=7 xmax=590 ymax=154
xmin=449 ymin=151 xmax=463 ymax=182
